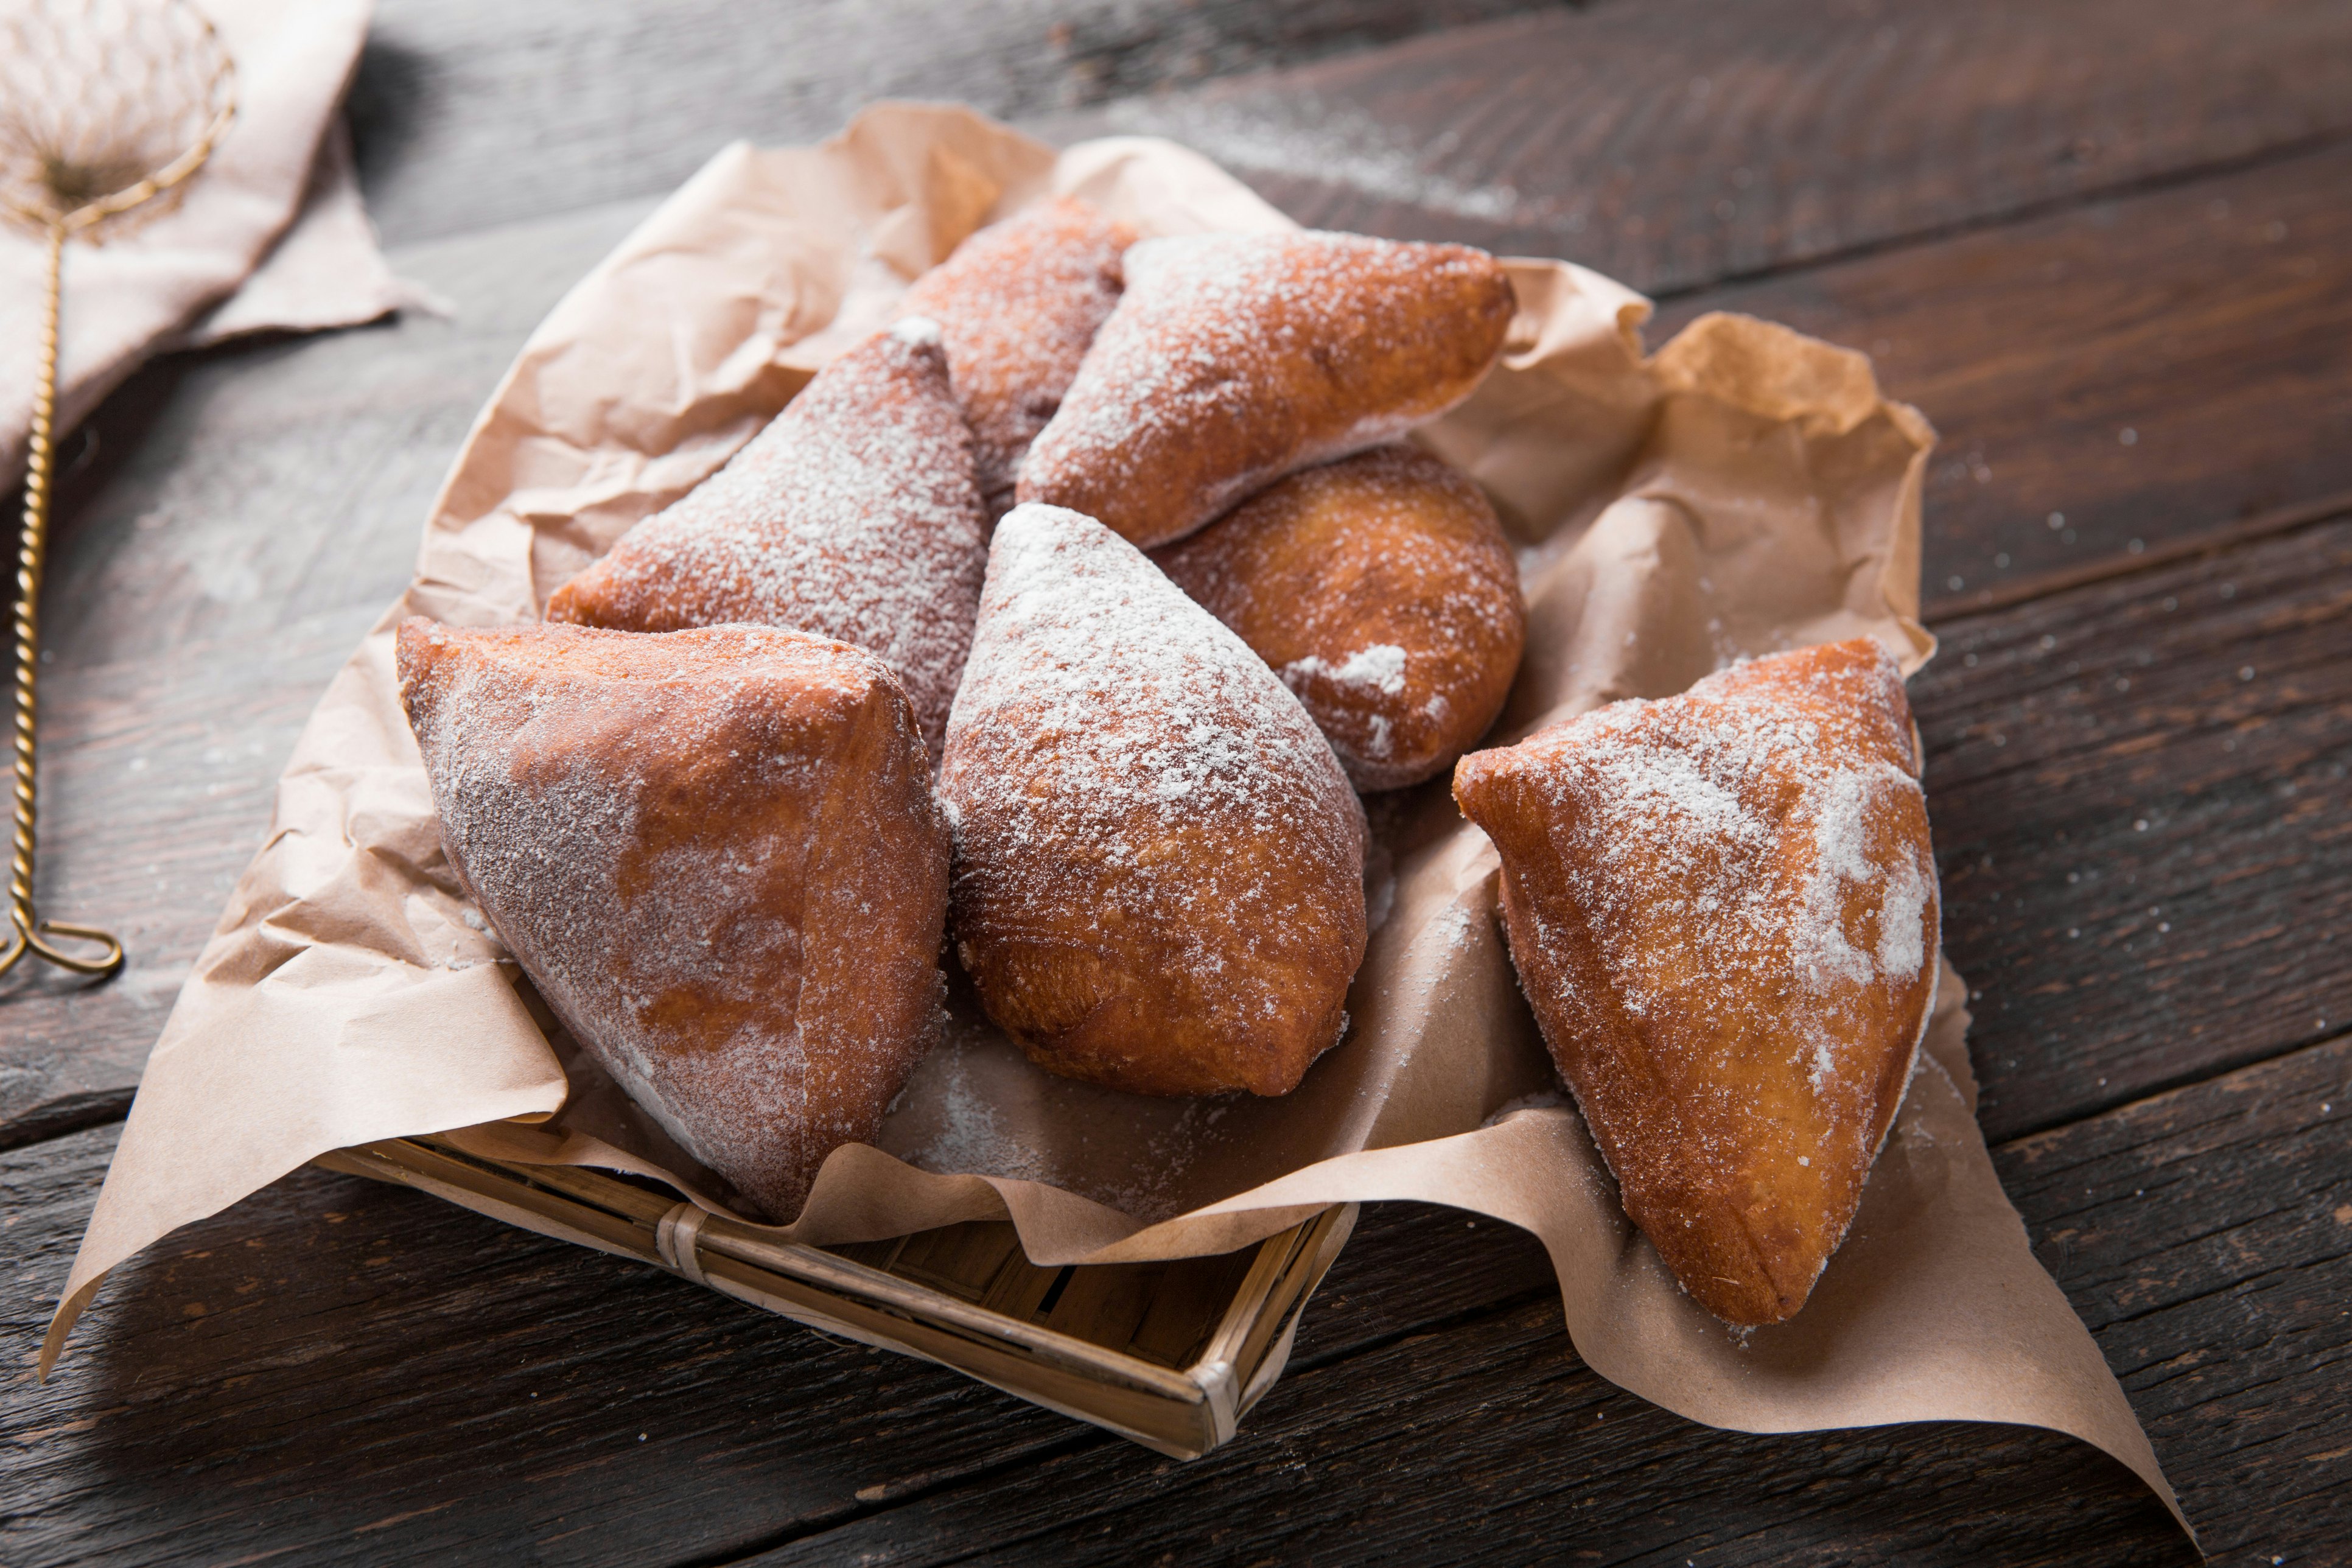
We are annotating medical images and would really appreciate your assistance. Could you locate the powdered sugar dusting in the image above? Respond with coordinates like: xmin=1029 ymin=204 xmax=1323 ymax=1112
xmin=1795 ymin=770 xmax=1881 ymax=989
xmin=906 ymin=1046 xmax=1054 ymax=1186
xmin=946 ymin=506 xmax=1361 ymax=846
xmin=1283 ymin=642 xmax=1408 ymax=696
xmin=1153 ymin=444 xmax=1524 ymax=791
xmin=1456 ymin=639 xmax=1941 ymax=1318
xmin=1509 ymin=646 xmax=1936 ymax=1091
xmin=938 ymin=505 xmax=1367 ymax=1094
xmin=397 ymin=619 xmax=948 ymax=1221
xmin=1427 ymin=902 xmax=1477 ymax=953
xmin=1019 ymin=230 xmax=1514 ymax=547
xmin=1104 ymin=95 xmax=1527 ymax=225
xmin=545 ymin=326 xmax=985 ymax=763
xmin=901 ymin=198 xmax=1135 ymax=512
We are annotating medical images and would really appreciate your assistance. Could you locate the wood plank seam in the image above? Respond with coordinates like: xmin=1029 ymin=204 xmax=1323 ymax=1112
xmin=1641 ymin=122 xmax=2352 ymax=311
xmin=677 ymin=1429 xmax=1105 ymax=1568
xmin=0 ymin=1085 xmax=133 ymax=1155
xmin=4 ymin=1024 xmax=2333 ymax=1561
xmin=1968 ymin=1023 xmax=2350 ymax=1156
xmin=1271 ymin=1276 xmax=1560 ymax=1381
xmin=680 ymin=1275 xmax=1578 ymax=1561
xmin=1923 ymin=490 xmax=2352 ymax=626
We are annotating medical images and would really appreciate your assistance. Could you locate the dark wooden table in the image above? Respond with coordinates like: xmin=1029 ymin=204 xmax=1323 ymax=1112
xmin=7 ymin=2 xmax=2349 ymax=1563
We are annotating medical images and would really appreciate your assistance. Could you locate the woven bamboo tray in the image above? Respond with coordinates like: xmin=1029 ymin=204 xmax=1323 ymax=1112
xmin=313 ymin=1135 xmax=1356 ymax=1458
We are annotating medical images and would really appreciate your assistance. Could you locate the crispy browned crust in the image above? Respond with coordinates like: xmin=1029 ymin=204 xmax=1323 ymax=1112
xmin=1452 ymin=640 xmax=1940 ymax=1325
xmin=939 ymin=505 xmax=1368 ymax=1097
xmin=901 ymin=197 xmax=1137 ymax=514
xmin=396 ymin=618 xmax=949 ymax=1220
xmin=1154 ymin=444 xmax=1525 ymax=791
xmin=1016 ymin=231 xmax=1516 ymax=548
xmin=544 ymin=324 xmax=985 ymax=764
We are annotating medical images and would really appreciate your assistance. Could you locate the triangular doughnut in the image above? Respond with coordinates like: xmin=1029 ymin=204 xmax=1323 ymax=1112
xmin=397 ymin=618 xmax=949 ymax=1220
xmin=901 ymin=197 xmax=1136 ymax=515
xmin=1453 ymin=639 xmax=1940 ymax=1324
xmin=939 ymin=503 xmax=1368 ymax=1096
xmin=546 ymin=320 xmax=986 ymax=763
xmin=1016 ymin=230 xmax=1515 ymax=548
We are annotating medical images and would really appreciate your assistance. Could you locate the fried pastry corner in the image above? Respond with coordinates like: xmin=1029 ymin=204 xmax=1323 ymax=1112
xmin=397 ymin=617 xmax=949 ymax=1220
xmin=1454 ymin=639 xmax=1939 ymax=1324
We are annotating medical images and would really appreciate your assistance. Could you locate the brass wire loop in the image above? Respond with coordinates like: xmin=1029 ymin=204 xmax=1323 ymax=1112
xmin=1 ymin=0 xmax=236 ymax=981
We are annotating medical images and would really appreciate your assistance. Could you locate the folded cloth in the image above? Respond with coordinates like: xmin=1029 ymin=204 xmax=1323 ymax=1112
xmin=0 ymin=0 xmax=397 ymax=488
xmin=176 ymin=120 xmax=432 ymax=351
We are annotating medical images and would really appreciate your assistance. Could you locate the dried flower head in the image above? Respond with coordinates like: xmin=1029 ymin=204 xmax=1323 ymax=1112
xmin=0 ymin=0 xmax=234 ymax=240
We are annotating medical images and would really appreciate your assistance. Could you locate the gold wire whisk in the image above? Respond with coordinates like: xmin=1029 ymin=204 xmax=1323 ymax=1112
xmin=0 ymin=0 xmax=235 ymax=981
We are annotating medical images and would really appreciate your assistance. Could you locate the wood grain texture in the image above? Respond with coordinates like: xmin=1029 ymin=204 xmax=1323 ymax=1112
xmin=0 ymin=1135 xmax=1528 ymax=1567
xmin=16 ymin=1030 xmax=2334 ymax=1565
xmin=1914 ymin=519 xmax=2352 ymax=1141
xmin=1998 ymin=1037 xmax=2352 ymax=1561
xmin=755 ymin=1319 xmax=2188 ymax=1568
xmin=1042 ymin=0 xmax=2352 ymax=298
xmin=348 ymin=0 xmax=1578 ymax=246
xmin=1653 ymin=142 xmax=2352 ymax=613
xmin=0 ymin=1126 xmax=1077 ymax=1568
xmin=1045 ymin=0 xmax=2352 ymax=600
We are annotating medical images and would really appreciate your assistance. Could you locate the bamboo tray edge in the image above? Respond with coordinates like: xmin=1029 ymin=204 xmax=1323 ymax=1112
xmin=313 ymin=1135 xmax=1357 ymax=1459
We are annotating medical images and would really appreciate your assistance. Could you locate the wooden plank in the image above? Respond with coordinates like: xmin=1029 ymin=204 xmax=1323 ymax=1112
xmin=9 ymin=1029 xmax=2333 ymax=1561
xmin=755 ymin=1323 xmax=2188 ymax=1567
xmin=1046 ymin=3 xmax=2352 ymax=598
xmin=0 ymin=1130 xmax=1519 ymax=1566
xmin=1997 ymin=1040 xmax=2352 ymax=1558
xmin=8 ymin=1031 xmax=2340 ymax=1564
xmin=726 ymin=1035 xmax=2352 ymax=1567
xmin=1911 ymin=517 xmax=2352 ymax=1141
xmin=1651 ymin=142 xmax=2352 ymax=612
xmin=0 ymin=1124 xmax=1077 ymax=1567
xmin=1041 ymin=0 xmax=2352 ymax=299
xmin=348 ymin=0 xmax=1575 ymax=246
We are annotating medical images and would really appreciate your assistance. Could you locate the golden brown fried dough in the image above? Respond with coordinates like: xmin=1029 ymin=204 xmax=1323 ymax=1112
xmin=901 ymin=197 xmax=1138 ymax=514
xmin=397 ymin=618 xmax=949 ymax=1221
xmin=939 ymin=503 xmax=1368 ymax=1097
xmin=1017 ymin=230 xmax=1516 ymax=548
xmin=545 ymin=320 xmax=985 ymax=763
xmin=1153 ymin=444 xmax=1524 ymax=791
xmin=1452 ymin=639 xmax=1939 ymax=1325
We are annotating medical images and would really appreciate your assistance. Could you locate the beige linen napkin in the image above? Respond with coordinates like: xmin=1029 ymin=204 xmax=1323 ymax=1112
xmin=1 ymin=0 xmax=401 ymax=486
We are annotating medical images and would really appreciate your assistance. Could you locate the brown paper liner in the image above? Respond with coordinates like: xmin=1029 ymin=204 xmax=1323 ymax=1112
xmin=42 ymin=103 xmax=2185 ymax=1539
